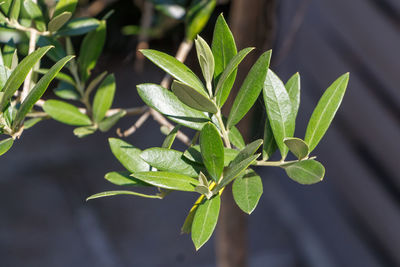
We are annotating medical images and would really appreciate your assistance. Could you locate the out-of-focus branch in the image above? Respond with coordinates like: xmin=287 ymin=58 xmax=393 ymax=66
xmin=134 ymin=1 xmax=154 ymax=72
xmin=21 ymin=30 xmax=38 ymax=101
xmin=78 ymin=0 xmax=117 ymax=17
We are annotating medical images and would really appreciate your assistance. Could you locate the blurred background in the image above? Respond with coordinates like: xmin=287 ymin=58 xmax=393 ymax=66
xmin=1 ymin=0 xmax=400 ymax=266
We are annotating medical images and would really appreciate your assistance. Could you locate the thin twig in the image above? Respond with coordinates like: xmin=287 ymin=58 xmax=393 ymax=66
xmin=21 ymin=30 xmax=37 ymax=101
xmin=117 ymin=109 xmax=150 ymax=137
xmin=134 ymin=1 xmax=154 ymax=72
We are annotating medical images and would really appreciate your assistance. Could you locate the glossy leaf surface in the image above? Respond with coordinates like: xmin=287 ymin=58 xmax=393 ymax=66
xmin=284 ymin=159 xmax=325 ymax=185
xmin=105 ymin=171 xmax=150 ymax=186
xmin=232 ymin=169 xmax=263 ymax=214
xmin=132 ymin=171 xmax=199 ymax=191
xmin=43 ymin=100 xmax=91 ymax=126
xmin=108 ymin=138 xmax=150 ymax=173
xmin=200 ymin=123 xmax=224 ymax=181
xmin=92 ymin=74 xmax=115 ymax=123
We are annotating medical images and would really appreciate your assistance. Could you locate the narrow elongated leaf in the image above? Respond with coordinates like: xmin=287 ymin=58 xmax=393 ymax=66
xmin=214 ymin=153 xmax=260 ymax=192
xmin=284 ymin=137 xmax=309 ymax=160
xmin=200 ymin=122 xmax=224 ymax=181
xmin=78 ymin=20 xmax=106 ymax=82
xmin=283 ymin=159 xmax=325 ymax=185
xmin=229 ymin=126 xmax=245 ymax=149
xmin=132 ymin=171 xmax=199 ymax=191
xmin=54 ymin=82 xmax=80 ymax=100
xmin=42 ymin=100 xmax=91 ymax=126
xmin=0 ymin=137 xmax=13 ymax=156
xmin=37 ymin=36 xmax=66 ymax=62
xmin=73 ymin=125 xmax=96 ymax=138
xmin=285 ymin=72 xmax=300 ymax=120
xmin=232 ymin=169 xmax=263 ymax=214
xmin=48 ymin=11 xmax=72 ymax=32
xmin=263 ymin=70 xmax=295 ymax=159
xmin=98 ymin=110 xmax=126 ymax=132
xmin=108 ymin=138 xmax=150 ymax=173
xmin=0 ymin=46 xmax=52 ymax=112
xmin=9 ymin=0 xmax=20 ymax=20
xmin=227 ymin=51 xmax=271 ymax=128
xmin=86 ymin=190 xmax=162 ymax=201
xmin=23 ymin=0 xmax=46 ymax=31
xmin=230 ymin=139 xmax=263 ymax=167
xmin=191 ymin=194 xmax=220 ymax=250
xmin=212 ymin=14 xmax=237 ymax=105
xmin=162 ymin=124 xmax=180 ymax=149
xmin=194 ymin=35 xmax=214 ymax=89
xmin=262 ymin=118 xmax=277 ymax=160
xmin=304 ymin=73 xmax=349 ymax=152
xmin=36 ymin=68 xmax=75 ymax=85
xmin=171 ymin=80 xmax=217 ymax=113
xmin=92 ymin=74 xmax=115 ymax=122
xmin=137 ymin=83 xmax=209 ymax=130
xmin=140 ymin=49 xmax=205 ymax=93
xmin=23 ymin=117 xmax=44 ymax=129
xmin=2 ymin=41 xmax=16 ymax=69
xmin=185 ymin=0 xmax=216 ymax=41
xmin=184 ymin=145 xmax=239 ymax=167
xmin=53 ymin=0 xmax=77 ymax=18
xmin=140 ymin=148 xmax=200 ymax=177
xmin=13 ymin=56 xmax=74 ymax=129
xmin=215 ymin=47 xmax=254 ymax=106
xmin=105 ymin=171 xmax=150 ymax=186
xmin=56 ymin=18 xmax=100 ymax=36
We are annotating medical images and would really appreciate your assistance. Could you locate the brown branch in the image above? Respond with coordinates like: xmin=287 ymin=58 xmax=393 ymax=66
xmin=134 ymin=1 xmax=154 ymax=72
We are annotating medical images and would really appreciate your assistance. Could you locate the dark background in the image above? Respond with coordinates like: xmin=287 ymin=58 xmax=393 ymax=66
xmin=1 ymin=0 xmax=399 ymax=266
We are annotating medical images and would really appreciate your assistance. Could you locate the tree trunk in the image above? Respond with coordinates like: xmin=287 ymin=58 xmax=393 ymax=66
xmin=216 ymin=1 xmax=276 ymax=267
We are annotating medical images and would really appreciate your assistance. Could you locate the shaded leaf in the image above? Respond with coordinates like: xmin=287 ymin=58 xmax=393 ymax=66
xmin=105 ymin=171 xmax=150 ymax=186
xmin=131 ymin=171 xmax=199 ymax=191
xmin=194 ymin=35 xmax=214 ymax=89
xmin=23 ymin=0 xmax=46 ymax=31
xmin=56 ymin=17 xmax=100 ymax=36
xmin=53 ymin=0 xmax=78 ymax=18
xmin=161 ymin=124 xmax=180 ymax=149
xmin=183 ymin=145 xmax=238 ymax=167
xmin=283 ymin=159 xmax=325 ymax=185
xmin=185 ymin=0 xmax=216 ymax=41
xmin=228 ymin=126 xmax=245 ymax=149
xmin=262 ymin=118 xmax=277 ymax=160
xmin=191 ymin=194 xmax=220 ymax=250
xmin=9 ymin=0 xmax=20 ymax=21
xmin=229 ymin=139 xmax=262 ymax=167
xmin=54 ymin=82 xmax=80 ymax=100
xmin=284 ymin=137 xmax=309 ymax=160
xmin=87 ymin=190 xmax=162 ymax=201
xmin=171 ymin=80 xmax=217 ymax=113
xmin=0 ymin=137 xmax=13 ymax=156
xmin=200 ymin=122 xmax=224 ymax=182
xmin=92 ymin=74 xmax=115 ymax=122
xmin=304 ymin=73 xmax=349 ymax=152
xmin=232 ymin=169 xmax=263 ymax=214
xmin=73 ymin=125 xmax=96 ymax=138
xmin=285 ymin=72 xmax=300 ymax=120
xmin=48 ymin=11 xmax=72 ymax=32
xmin=98 ymin=110 xmax=126 ymax=132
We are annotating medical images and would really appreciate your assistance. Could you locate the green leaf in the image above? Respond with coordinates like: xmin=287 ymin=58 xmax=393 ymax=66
xmin=191 ymin=194 xmax=220 ymax=250
xmin=262 ymin=118 xmax=277 ymax=160
xmin=73 ymin=125 xmax=96 ymax=138
xmin=181 ymin=207 xmax=196 ymax=234
xmin=9 ymin=0 xmax=20 ymax=21
xmin=23 ymin=0 xmax=46 ymax=31
xmin=212 ymin=13 xmax=237 ymax=106
xmin=13 ymin=56 xmax=74 ymax=129
xmin=200 ymin=122 xmax=224 ymax=182
xmin=54 ymin=82 xmax=80 ymax=100
xmin=171 ymin=80 xmax=217 ymax=113
xmin=2 ymin=41 xmax=16 ymax=69
xmin=108 ymin=138 xmax=150 ymax=173
xmin=53 ymin=0 xmax=77 ymax=18
xmin=92 ymin=74 xmax=115 ymax=123
xmin=226 ymin=50 xmax=271 ymax=129
xmin=78 ymin=20 xmax=106 ymax=82
xmin=140 ymin=49 xmax=205 ymax=93
xmin=131 ymin=171 xmax=199 ymax=191
xmin=86 ymin=190 xmax=162 ymax=201
xmin=42 ymin=99 xmax=91 ymax=126
xmin=23 ymin=117 xmax=44 ymax=129
xmin=232 ymin=169 xmax=263 ymax=214
xmin=56 ymin=17 xmax=100 ymax=36
xmin=0 ymin=46 xmax=52 ymax=112
xmin=98 ymin=110 xmax=126 ymax=132
xmin=161 ymin=124 xmax=180 ymax=149
xmin=214 ymin=153 xmax=260 ymax=192
xmin=0 ymin=137 xmax=13 ymax=156
xmin=263 ymin=70 xmax=295 ymax=159
xmin=228 ymin=126 xmax=245 ymax=149
xmin=105 ymin=171 xmax=150 ymax=186
xmin=84 ymin=71 xmax=107 ymax=98
xmin=304 ymin=73 xmax=349 ymax=152
xmin=37 ymin=36 xmax=66 ymax=62
xmin=215 ymin=47 xmax=254 ymax=106
xmin=185 ymin=0 xmax=216 ymax=41
xmin=283 ymin=159 xmax=325 ymax=185
xmin=284 ymin=137 xmax=309 ymax=160
xmin=48 ymin=11 xmax=72 ymax=32
xmin=137 ymin=83 xmax=209 ymax=130
xmin=36 ymin=68 xmax=75 ymax=85
xmin=140 ymin=148 xmax=200 ymax=177
xmin=230 ymin=139 xmax=262 ymax=167
xmin=285 ymin=72 xmax=300 ymax=121
xmin=183 ymin=145 xmax=239 ymax=167
xmin=194 ymin=35 xmax=214 ymax=90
